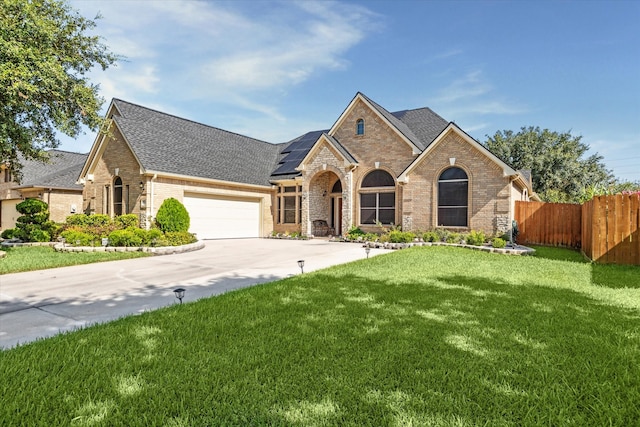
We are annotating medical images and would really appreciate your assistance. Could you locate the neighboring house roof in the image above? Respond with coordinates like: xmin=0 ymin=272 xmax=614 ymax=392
xmin=17 ymin=150 xmax=88 ymax=190
xmin=108 ymin=99 xmax=282 ymax=187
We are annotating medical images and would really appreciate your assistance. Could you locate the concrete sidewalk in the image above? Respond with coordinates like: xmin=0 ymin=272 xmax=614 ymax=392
xmin=0 ymin=238 xmax=391 ymax=349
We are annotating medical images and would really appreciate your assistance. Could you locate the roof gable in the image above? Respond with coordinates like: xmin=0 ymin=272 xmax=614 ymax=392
xmin=296 ymin=133 xmax=358 ymax=173
xmin=82 ymin=99 xmax=281 ymax=187
xmin=398 ymin=123 xmax=519 ymax=182
xmin=329 ymin=92 xmax=424 ymax=155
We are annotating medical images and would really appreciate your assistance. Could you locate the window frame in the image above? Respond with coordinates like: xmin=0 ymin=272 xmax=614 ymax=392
xmin=356 ymin=118 xmax=365 ymax=136
xmin=437 ymin=167 xmax=469 ymax=227
xmin=359 ymin=170 xmax=396 ymax=225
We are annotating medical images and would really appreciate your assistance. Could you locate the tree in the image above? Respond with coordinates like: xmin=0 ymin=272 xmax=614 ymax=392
xmin=484 ymin=126 xmax=613 ymax=203
xmin=0 ymin=0 xmax=118 ymax=181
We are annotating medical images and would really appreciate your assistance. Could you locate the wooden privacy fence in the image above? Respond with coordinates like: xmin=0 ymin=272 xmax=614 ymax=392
xmin=582 ymin=194 xmax=640 ymax=265
xmin=515 ymin=201 xmax=582 ymax=248
xmin=515 ymin=194 xmax=640 ymax=265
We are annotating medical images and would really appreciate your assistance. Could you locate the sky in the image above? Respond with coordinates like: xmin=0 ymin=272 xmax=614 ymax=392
xmin=61 ymin=0 xmax=640 ymax=182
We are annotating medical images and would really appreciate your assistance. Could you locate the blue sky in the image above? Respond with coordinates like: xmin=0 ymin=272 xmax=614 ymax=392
xmin=63 ymin=0 xmax=640 ymax=181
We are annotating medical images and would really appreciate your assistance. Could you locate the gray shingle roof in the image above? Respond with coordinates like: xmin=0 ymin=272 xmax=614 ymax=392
xmin=359 ymin=92 xmax=448 ymax=151
xmin=19 ymin=150 xmax=87 ymax=190
xmin=391 ymin=107 xmax=449 ymax=150
xmin=111 ymin=99 xmax=282 ymax=187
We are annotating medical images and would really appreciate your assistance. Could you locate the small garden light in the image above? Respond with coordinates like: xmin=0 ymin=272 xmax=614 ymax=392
xmin=365 ymin=246 xmax=370 ymax=259
xmin=297 ymin=260 xmax=305 ymax=274
xmin=173 ymin=287 xmax=186 ymax=304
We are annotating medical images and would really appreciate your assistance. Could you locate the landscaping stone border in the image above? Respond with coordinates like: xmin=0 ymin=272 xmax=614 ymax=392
xmin=52 ymin=240 xmax=205 ymax=255
xmin=351 ymin=239 xmax=535 ymax=255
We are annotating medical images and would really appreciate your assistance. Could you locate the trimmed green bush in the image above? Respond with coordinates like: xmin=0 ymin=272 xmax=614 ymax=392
xmin=115 ymin=214 xmax=139 ymax=228
xmin=423 ymin=231 xmax=439 ymax=242
xmin=466 ymin=230 xmax=486 ymax=246
xmin=346 ymin=226 xmax=365 ymax=240
xmin=1 ymin=228 xmax=16 ymax=239
xmin=108 ymin=229 xmax=143 ymax=247
xmin=155 ymin=198 xmax=190 ymax=233
xmin=492 ymin=237 xmax=507 ymax=248
xmin=16 ymin=198 xmax=48 ymax=216
xmin=388 ymin=230 xmax=416 ymax=243
xmin=64 ymin=214 xmax=111 ymax=227
xmin=28 ymin=229 xmax=51 ymax=242
xmin=60 ymin=229 xmax=99 ymax=247
xmin=163 ymin=231 xmax=197 ymax=246
xmin=13 ymin=198 xmax=52 ymax=242
xmin=445 ymin=232 xmax=461 ymax=244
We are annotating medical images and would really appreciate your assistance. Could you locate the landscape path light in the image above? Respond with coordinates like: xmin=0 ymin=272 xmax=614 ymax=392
xmin=297 ymin=260 xmax=305 ymax=274
xmin=365 ymin=246 xmax=371 ymax=259
xmin=173 ymin=287 xmax=186 ymax=304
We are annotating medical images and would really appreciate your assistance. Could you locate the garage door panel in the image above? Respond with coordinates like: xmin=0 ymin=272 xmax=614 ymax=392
xmin=183 ymin=195 xmax=260 ymax=239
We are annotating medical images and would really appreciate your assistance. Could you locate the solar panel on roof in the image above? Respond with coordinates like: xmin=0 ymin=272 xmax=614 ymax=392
xmin=271 ymin=130 xmax=327 ymax=176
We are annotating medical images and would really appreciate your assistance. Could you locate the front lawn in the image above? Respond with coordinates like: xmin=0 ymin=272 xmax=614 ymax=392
xmin=1 ymin=246 xmax=639 ymax=425
xmin=0 ymin=246 xmax=150 ymax=274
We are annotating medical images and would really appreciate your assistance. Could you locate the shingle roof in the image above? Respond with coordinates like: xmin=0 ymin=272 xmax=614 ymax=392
xmin=111 ymin=99 xmax=282 ymax=187
xmin=18 ymin=150 xmax=87 ymax=190
xmin=391 ymin=107 xmax=449 ymax=150
xmin=270 ymin=93 xmax=449 ymax=179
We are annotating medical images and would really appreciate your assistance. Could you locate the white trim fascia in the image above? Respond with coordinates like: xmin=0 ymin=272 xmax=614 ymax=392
xmin=398 ymin=123 xmax=517 ymax=182
xmin=296 ymin=134 xmax=356 ymax=171
xmin=141 ymin=170 xmax=273 ymax=191
xmin=328 ymin=93 xmax=421 ymax=155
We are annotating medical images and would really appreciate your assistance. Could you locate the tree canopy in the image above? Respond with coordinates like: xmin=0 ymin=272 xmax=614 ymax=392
xmin=484 ymin=126 xmax=613 ymax=203
xmin=0 ymin=0 xmax=118 ymax=181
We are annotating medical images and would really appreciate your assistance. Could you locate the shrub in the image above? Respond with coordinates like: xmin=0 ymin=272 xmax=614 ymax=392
xmin=435 ymin=229 xmax=450 ymax=242
xmin=364 ymin=233 xmax=379 ymax=242
xmin=16 ymin=198 xmax=48 ymax=216
xmin=28 ymin=229 xmax=51 ymax=242
xmin=492 ymin=237 xmax=507 ymax=248
xmin=142 ymin=228 xmax=164 ymax=246
xmin=388 ymin=230 xmax=415 ymax=243
xmin=423 ymin=231 xmax=439 ymax=242
xmin=466 ymin=230 xmax=486 ymax=246
xmin=115 ymin=214 xmax=139 ymax=229
xmin=61 ymin=229 xmax=99 ymax=247
xmin=163 ymin=231 xmax=197 ymax=246
xmin=346 ymin=226 xmax=365 ymax=240
xmin=155 ymin=198 xmax=190 ymax=233
xmin=108 ymin=229 xmax=143 ymax=247
xmin=13 ymin=198 xmax=52 ymax=242
xmin=1 ymin=228 xmax=16 ymax=239
xmin=65 ymin=214 xmax=111 ymax=227
xmin=445 ymin=232 xmax=461 ymax=244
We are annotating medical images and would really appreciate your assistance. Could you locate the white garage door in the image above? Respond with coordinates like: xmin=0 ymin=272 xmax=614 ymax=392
xmin=183 ymin=194 xmax=261 ymax=239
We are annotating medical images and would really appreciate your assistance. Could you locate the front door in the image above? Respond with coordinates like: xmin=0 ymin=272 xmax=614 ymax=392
xmin=332 ymin=196 xmax=343 ymax=236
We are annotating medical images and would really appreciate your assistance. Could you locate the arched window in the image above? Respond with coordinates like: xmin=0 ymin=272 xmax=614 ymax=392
xmin=331 ymin=179 xmax=342 ymax=194
xmin=360 ymin=170 xmax=395 ymax=225
xmin=356 ymin=119 xmax=365 ymax=135
xmin=113 ymin=177 xmax=123 ymax=216
xmin=438 ymin=167 xmax=468 ymax=227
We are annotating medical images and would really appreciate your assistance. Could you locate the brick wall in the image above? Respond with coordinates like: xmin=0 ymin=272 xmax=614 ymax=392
xmin=82 ymin=129 xmax=144 ymax=218
xmin=404 ymin=129 xmax=513 ymax=235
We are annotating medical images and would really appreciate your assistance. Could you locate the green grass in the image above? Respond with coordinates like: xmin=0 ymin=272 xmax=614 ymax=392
xmin=0 ymin=246 xmax=151 ymax=274
xmin=1 ymin=246 xmax=639 ymax=425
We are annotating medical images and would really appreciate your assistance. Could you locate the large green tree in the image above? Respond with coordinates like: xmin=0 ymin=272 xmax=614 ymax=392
xmin=0 ymin=0 xmax=118 ymax=181
xmin=484 ymin=126 xmax=613 ymax=203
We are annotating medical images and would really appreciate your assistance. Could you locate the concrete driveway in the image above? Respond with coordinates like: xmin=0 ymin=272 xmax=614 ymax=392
xmin=0 ymin=238 xmax=390 ymax=349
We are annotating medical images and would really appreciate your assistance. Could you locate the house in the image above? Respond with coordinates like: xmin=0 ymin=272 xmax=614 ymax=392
xmin=0 ymin=150 xmax=87 ymax=230
xmin=77 ymin=92 xmax=534 ymax=239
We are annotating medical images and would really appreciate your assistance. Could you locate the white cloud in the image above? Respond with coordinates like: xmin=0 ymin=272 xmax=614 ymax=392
xmin=434 ymin=70 xmax=528 ymax=118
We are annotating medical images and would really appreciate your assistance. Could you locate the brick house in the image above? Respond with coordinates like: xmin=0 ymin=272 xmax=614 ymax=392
xmin=0 ymin=150 xmax=87 ymax=231
xmin=77 ymin=92 xmax=534 ymax=239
